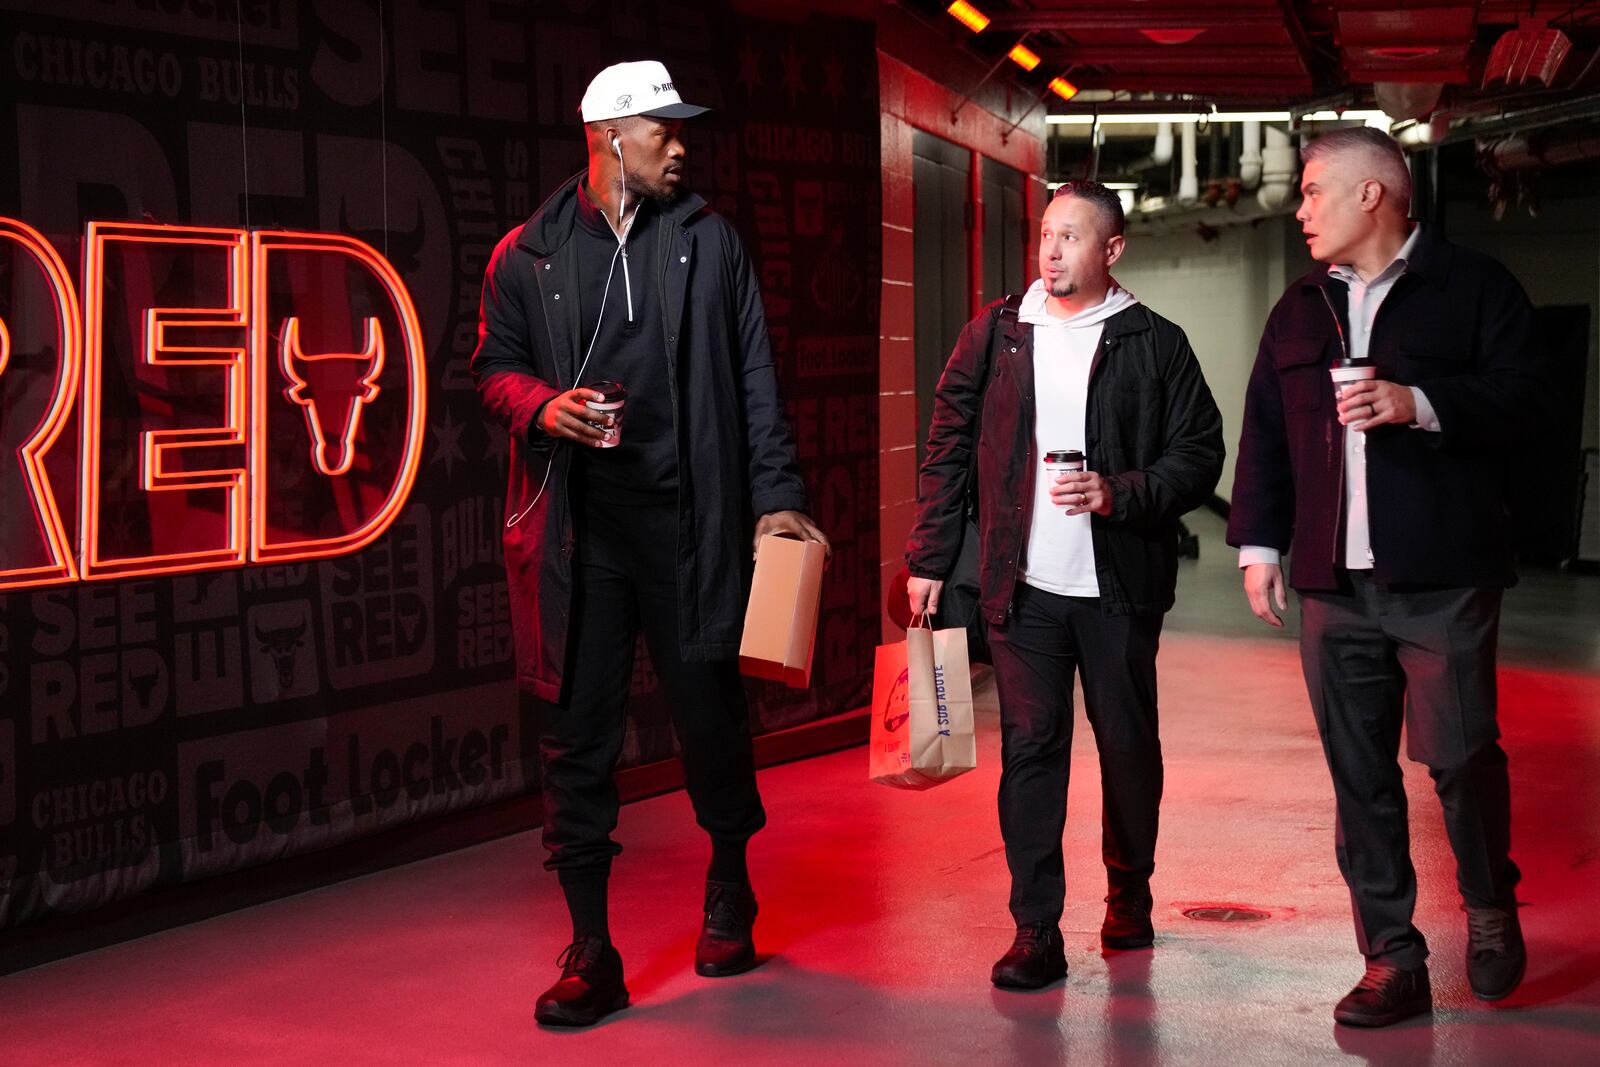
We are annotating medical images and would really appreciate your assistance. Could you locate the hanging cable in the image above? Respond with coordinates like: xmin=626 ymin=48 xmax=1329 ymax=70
xmin=378 ymin=0 xmax=390 ymax=259
xmin=234 ymin=13 xmax=251 ymax=231
xmin=505 ymin=240 xmax=627 ymax=528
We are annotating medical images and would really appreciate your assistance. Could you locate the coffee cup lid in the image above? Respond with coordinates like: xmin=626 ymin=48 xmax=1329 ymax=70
xmin=1044 ymin=449 xmax=1084 ymax=463
xmin=586 ymin=380 xmax=627 ymax=403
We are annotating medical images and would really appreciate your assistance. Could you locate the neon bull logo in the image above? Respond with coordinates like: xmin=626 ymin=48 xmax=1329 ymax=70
xmin=255 ymin=617 xmax=307 ymax=692
xmin=279 ymin=317 xmax=385 ymax=477
xmin=0 ymin=218 xmax=427 ymax=590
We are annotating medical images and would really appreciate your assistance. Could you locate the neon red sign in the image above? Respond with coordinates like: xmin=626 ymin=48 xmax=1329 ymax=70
xmin=0 ymin=218 xmax=426 ymax=590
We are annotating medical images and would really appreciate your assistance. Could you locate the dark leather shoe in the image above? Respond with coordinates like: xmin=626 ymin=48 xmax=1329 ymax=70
xmin=535 ymin=937 xmax=628 ymax=1027
xmin=1333 ymin=961 xmax=1432 ymax=1028
xmin=695 ymin=880 xmax=759 ymax=977
xmin=1466 ymin=904 xmax=1526 ymax=1001
xmin=1101 ymin=885 xmax=1155 ymax=950
xmin=991 ymin=921 xmax=1068 ymax=989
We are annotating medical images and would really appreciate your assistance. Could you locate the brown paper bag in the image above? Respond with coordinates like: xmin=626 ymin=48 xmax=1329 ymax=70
xmin=869 ymin=619 xmax=977 ymax=789
xmin=738 ymin=533 xmax=826 ymax=687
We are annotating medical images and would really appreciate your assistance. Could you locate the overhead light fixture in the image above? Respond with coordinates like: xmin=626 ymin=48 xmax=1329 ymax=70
xmin=1138 ymin=29 xmax=1206 ymax=46
xmin=1047 ymin=110 xmax=1390 ymax=125
xmin=1484 ymin=19 xmax=1571 ymax=87
xmin=946 ymin=1 xmax=990 ymax=33
xmin=1008 ymin=44 xmax=1041 ymax=71
xmin=1048 ymin=76 xmax=1079 ymax=102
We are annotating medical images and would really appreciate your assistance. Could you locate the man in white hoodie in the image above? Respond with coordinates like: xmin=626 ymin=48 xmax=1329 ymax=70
xmin=906 ymin=181 xmax=1223 ymax=990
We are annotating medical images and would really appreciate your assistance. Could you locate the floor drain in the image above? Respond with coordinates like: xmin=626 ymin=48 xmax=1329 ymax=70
xmin=1182 ymin=905 xmax=1271 ymax=923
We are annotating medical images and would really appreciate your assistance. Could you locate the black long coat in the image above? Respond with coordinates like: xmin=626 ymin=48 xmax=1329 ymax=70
xmin=472 ymin=173 xmax=809 ymax=702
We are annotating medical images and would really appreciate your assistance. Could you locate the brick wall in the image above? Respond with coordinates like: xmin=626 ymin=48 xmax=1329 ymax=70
xmin=876 ymin=51 xmax=1045 ymax=639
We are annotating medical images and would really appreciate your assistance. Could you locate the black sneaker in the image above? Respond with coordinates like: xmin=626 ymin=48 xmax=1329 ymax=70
xmin=695 ymin=880 xmax=759 ymax=977
xmin=991 ymin=921 xmax=1068 ymax=989
xmin=535 ymin=937 xmax=629 ymax=1027
xmin=1466 ymin=904 xmax=1526 ymax=1001
xmin=1333 ymin=961 xmax=1432 ymax=1028
xmin=1101 ymin=885 xmax=1155 ymax=950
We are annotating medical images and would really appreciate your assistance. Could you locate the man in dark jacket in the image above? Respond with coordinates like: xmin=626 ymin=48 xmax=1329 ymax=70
xmin=906 ymin=181 xmax=1223 ymax=991
xmin=472 ymin=61 xmax=826 ymax=1028
xmin=1228 ymin=128 xmax=1548 ymax=1027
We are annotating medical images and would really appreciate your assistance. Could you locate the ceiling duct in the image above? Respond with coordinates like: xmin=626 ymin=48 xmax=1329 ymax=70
xmin=1483 ymin=20 xmax=1572 ymax=89
xmin=1374 ymin=81 xmax=1444 ymax=121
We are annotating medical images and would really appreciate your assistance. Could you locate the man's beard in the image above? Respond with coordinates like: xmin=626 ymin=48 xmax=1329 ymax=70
xmin=625 ymin=169 xmax=683 ymax=205
xmin=1047 ymin=276 xmax=1076 ymax=298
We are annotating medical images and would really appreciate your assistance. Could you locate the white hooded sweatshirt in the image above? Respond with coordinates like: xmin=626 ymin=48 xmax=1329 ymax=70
xmin=1017 ymin=277 xmax=1141 ymax=597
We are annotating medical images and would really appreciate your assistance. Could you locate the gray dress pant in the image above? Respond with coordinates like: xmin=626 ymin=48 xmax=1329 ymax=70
xmin=1300 ymin=573 xmax=1519 ymax=969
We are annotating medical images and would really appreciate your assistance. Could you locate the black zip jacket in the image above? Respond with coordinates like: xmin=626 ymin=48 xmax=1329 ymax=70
xmin=1227 ymin=227 xmax=1551 ymax=591
xmin=907 ymin=299 xmax=1224 ymax=620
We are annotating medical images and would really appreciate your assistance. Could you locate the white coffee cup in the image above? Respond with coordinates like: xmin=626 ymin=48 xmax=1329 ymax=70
xmin=1044 ymin=449 xmax=1086 ymax=511
xmin=1330 ymin=360 xmax=1376 ymax=401
xmin=1044 ymin=448 xmax=1086 ymax=478
xmin=584 ymin=380 xmax=627 ymax=448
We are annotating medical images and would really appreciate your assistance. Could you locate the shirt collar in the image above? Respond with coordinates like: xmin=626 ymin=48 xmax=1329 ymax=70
xmin=576 ymin=178 xmax=644 ymax=239
xmin=1327 ymin=223 xmax=1421 ymax=287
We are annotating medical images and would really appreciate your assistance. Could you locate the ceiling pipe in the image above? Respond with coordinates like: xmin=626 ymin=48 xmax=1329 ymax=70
xmin=1153 ymin=120 xmax=1174 ymax=165
xmin=1435 ymin=92 xmax=1600 ymax=145
xmin=1483 ymin=129 xmax=1600 ymax=171
xmin=1257 ymin=124 xmax=1297 ymax=211
xmin=1178 ymin=121 xmax=1199 ymax=203
xmin=1240 ymin=120 xmax=1263 ymax=189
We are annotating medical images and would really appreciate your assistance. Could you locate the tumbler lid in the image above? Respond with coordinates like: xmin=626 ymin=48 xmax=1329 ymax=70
xmin=586 ymin=380 xmax=628 ymax=403
xmin=1044 ymin=449 xmax=1084 ymax=463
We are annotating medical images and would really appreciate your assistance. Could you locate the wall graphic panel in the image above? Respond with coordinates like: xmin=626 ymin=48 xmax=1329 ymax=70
xmin=0 ymin=0 xmax=880 ymax=928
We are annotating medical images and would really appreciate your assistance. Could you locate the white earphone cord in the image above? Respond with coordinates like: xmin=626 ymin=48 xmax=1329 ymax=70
xmin=505 ymin=137 xmax=637 ymax=529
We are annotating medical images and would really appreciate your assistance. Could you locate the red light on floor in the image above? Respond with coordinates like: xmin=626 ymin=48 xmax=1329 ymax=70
xmin=946 ymin=1 xmax=989 ymax=34
xmin=1049 ymin=76 xmax=1079 ymax=101
xmin=1008 ymin=44 xmax=1041 ymax=71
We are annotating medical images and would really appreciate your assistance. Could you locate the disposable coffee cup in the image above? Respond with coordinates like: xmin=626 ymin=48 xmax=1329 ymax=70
xmin=584 ymin=380 xmax=626 ymax=448
xmin=1330 ymin=359 xmax=1376 ymax=401
xmin=1044 ymin=448 xmax=1086 ymax=477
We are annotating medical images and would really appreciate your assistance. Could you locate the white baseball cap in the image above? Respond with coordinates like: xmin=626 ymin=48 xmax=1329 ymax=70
xmin=579 ymin=60 xmax=710 ymax=123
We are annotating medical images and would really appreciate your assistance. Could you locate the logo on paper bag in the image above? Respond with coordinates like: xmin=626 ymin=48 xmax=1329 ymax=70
xmin=881 ymin=666 xmax=909 ymax=732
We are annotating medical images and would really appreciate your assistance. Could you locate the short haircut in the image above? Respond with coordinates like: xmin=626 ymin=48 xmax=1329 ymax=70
xmin=583 ymin=114 xmax=641 ymax=150
xmin=1301 ymin=127 xmax=1412 ymax=209
xmin=1053 ymin=180 xmax=1125 ymax=237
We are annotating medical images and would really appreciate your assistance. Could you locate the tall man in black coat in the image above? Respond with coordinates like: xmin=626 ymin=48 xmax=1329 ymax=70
xmin=472 ymin=60 xmax=826 ymax=1027
xmin=907 ymin=182 xmax=1224 ymax=990
xmin=1228 ymin=127 xmax=1549 ymax=1027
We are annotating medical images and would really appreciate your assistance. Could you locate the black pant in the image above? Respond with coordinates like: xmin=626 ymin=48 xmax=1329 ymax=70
xmin=989 ymin=583 xmax=1165 ymax=926
xmin=536 ymin=493 xmax=765 ymax=876
xmin=1300 ymin=575 xmax=1518 ymax=969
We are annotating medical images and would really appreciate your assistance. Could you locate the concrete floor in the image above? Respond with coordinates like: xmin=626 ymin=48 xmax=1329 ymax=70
xmin=4 ymin=511 xmax=1598 ymax=1065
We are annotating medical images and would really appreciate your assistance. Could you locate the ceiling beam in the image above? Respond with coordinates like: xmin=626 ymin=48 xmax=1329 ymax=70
xmin=1062 ymin=73 xmax=1316 ymax=93
xmin=1034 ymin=46 xmax=1308 ymax=70
xmin=986 ymin=9 xmax=1288 ymax=33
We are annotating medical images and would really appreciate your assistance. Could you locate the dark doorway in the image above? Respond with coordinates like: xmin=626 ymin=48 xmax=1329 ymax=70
xmin=913 ymin=130 xmax=971 ymax=467
xmin=982 ymin=157 xmax=1027 ymax=305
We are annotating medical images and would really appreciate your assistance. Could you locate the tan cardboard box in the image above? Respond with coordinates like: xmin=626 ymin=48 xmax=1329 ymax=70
xmin=738 ymin=533 xmax=826 ymax=687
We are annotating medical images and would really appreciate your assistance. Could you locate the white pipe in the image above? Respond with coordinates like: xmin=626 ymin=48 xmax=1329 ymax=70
xmin=1152 ymin=121 xmax=1174 ymax=165
xmin=1178 ymin=122 xmax=1199 ymax=203
xmin=1240 ymin=119 xmax=1262 ymax=189
xmin=1256 ymin=124 xmax=1296 ymax=211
